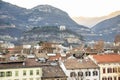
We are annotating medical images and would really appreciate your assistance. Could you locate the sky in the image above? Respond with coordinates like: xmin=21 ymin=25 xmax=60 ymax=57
xmin=2 ymin=0 xmax=120 ymax=17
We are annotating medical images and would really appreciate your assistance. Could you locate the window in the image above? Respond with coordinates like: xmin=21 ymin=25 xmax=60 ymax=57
xmin=0 ymin=72 xmax=5 ymax=77
xmin=61 ymin=79 xmax=67 ymax=80
xmin=23 ymin=70 xmax=26 ymax=76
xmin=103 ymin=68 xmax=106 ymax=73
xmin=70 ymin=72 xmax=76 ymax=77
xmin=102 ymin=77 xmax=107 ymax=80
xmin=36 ymin=70 xmax=39 ymax=75
xmin=114 ymin=76 xmax=117 ymax=80
xmin=118 ymin=67 xmax=120 ymax=73
xmin=118 ymin=77 xmax=120 ymax=80
xmin=107 ymin=68 xmax=112 ymax=73
xmin=15 ymin=71 xmax=19 ymax=76
xmin=113 ymin=68 xmax=117 ymax=73
xmin=30 ymin=78 xmax=33 ymax=80
xmin=93 ymin=71 xmax=98 ymax=76
xmin=6 ymin=71 xmax=12 ymax=77
xmin=36 ymin=78 xmax=40 ymax=80
xmin=108 ymin=77 xmax=112 ymax=80
xmin=78 ymin=71 xmax=83 ymax=77
xmin=85 ymin=71 xmax=91 ymax=76
xmin=30 ymin=70 xmax=33 ymax=75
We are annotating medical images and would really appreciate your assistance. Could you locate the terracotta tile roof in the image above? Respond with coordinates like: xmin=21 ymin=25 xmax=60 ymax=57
xmin=25 ymin=58 xmax=50 ymax=66
xmin=0 ymin=61 xmax=24 ymax=69
xmin=0 ymin=53 xmax=26 ymax=63
xmin=48 ymin=53 xmax=61 ymax=61
xmin=64 ymin=58 xmax=98 ymax=69
xmin=42 ymin=65 xmax=67 ymax=78
xmin=0 ymin=58 xmax=49 ymax=69
xmin=92 ymin=54 xmax=120 ymax=63
xmin=35 ymin=53 xmax=48 ymax=59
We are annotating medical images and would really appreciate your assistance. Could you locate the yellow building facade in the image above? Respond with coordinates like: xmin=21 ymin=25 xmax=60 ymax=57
xmin=89 ymin=54 xmax=120 ymax=80
xmin=99 ymin=63 xmax=120 ymax=80
xmin=0 ymin=67 xmax=42 ymax=80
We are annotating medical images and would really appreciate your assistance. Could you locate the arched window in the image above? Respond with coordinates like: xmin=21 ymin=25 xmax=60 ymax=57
xmin=108 ymin=77 xmax=112 ymax=80
xmin=103 ymin=68 xmax=106 ymax=73
xmin=113 ymin=67 xmax=117 ymax=73
xmin=114 ymin=77 xmax=117 ymax=80
xmin=78 ymin=71 xmax=83 ymax=77
xmin=70 ymin=72 xmax=76 ymax=77
xmin=118 ymin=67 xmax=120 ymax=73
xmin=118 ymin=77 xmax=120 ymax=80
xmin=93 ymin=71 xmax=98 ymax=76
xmin=102 ymin=77 xmax=107 ymax=80
xmin=85 ymin=71 xmax=91 ymax=76
xmin=107 ymin=68 xmax=112 ymax=73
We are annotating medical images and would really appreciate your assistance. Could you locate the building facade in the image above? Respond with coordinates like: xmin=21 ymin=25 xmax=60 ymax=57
xmin=89 ymin=54 xmax=120 ymax=80
xmin=60 ymin=57 xmax=99 ymax=80
xmin=0 ymin=55 xmax=42 ymax=80
xmin=0 ymin=67 xmax=42 ymax=80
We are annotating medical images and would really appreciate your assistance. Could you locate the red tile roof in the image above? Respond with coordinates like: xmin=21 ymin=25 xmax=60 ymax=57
xmin=48 ymin=53 xmax=61 ymax=61
xmin=92 ymin=54 xmax=120 ymax=63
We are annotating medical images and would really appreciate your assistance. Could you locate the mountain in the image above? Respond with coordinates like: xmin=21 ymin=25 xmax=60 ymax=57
xmin=23 ymin=26 xmax=83 ymax=43
xmin=1 ymin=0 xmax=119 ymax=42
xmin=0 ymin=27 xmax=23 ymax=37
xmin=0 ymin=0 xmax=88 ymax=31
xmin=27 ymin=5 xmax=89 ymax=32
xmin=0 ymin=0 xmax=89 ymax=42
xmin=91 ymin=15 xmax=120 ymax=42
xmin=0 ymin=0 xmax=27 ymax=28
xmin=72 ymin=11 xmax=120 ymax=27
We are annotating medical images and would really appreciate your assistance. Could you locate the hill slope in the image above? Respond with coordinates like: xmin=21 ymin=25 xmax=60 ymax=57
xmin=0 ymin=1 xmax=88 ymax=31
xmin=72 ymin=11 xmax=120 ymax=27
xmin=23 ymin=26 xmax=83 ymax=44
xmin=91 ymin=15 xmax=120 ymax=41
xmin=0 ymin=0 xmax=89 ymax=42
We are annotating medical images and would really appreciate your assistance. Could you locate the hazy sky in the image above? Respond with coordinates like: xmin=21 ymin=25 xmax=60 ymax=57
xmin=2 ymin=0 xmax=120 ymax=17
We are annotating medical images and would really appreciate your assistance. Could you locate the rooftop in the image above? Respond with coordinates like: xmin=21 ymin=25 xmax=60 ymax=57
xmin=0 ymin=58 xmax=50 ymax=69
xmin=92 ymin=54 xmax=120 ymax=64
xmin=42 ymin=65 xmax=67 ymax=78
xmin=64 ymin=57 xmax=98 ymax=69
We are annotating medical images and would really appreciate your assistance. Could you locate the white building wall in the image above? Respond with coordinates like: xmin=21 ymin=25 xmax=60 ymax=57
xmin=65 ymin=69 xmax=99 ymax=80
xmin=23 ymin=45 xmax=31 ymax=49
xmin=1 ymin=42 xmax=15 ymax=48
xmin=59 ymin=61 xmax=99 ymax=80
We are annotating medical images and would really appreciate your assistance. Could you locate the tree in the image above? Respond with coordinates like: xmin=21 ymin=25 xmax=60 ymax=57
xmin=38 ymin=41 xmax=44 ymax=46
xmin=114 ymin=34 xmax=120 ymax=46
xmin=94 ymin=40 xmax=104 ymax=53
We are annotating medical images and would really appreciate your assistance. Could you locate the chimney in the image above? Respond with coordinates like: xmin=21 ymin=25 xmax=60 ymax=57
xmin=23 ymin=62 xmax=25 ymax=66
